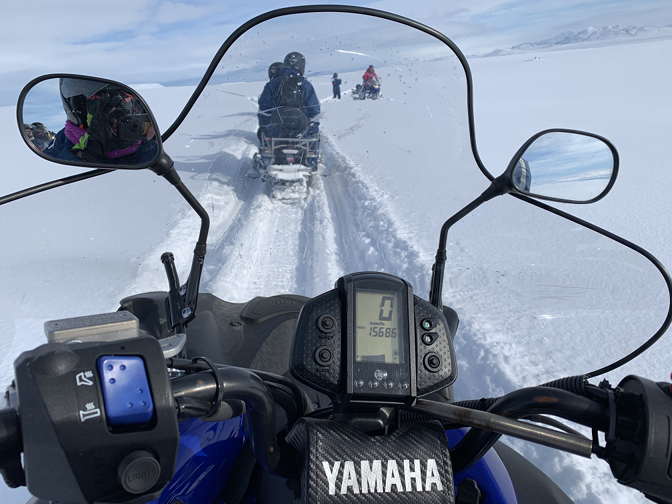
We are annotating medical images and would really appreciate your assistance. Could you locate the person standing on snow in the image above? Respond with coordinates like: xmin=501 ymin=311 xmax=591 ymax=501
xmin=332 ymin=72 xmax=342 ymax=99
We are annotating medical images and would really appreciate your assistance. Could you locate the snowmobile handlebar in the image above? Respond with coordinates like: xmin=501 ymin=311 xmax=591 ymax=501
xmin=165 ymin=354 xmax=672 ymax=502
xmin=0 ymin=407 xmax=24 ymax=488
xmin=3 ymin=338 xmax=672 ymax=502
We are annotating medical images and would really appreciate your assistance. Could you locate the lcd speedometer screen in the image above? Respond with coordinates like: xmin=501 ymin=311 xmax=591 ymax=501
xmin=355 ymin=289 xmax=402 ymax=364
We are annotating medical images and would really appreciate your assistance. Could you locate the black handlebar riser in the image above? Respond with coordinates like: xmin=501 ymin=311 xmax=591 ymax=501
xmin=170 ymin=366 xmax=299 ymax=479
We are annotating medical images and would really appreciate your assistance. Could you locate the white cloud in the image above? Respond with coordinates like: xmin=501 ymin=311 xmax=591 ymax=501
xmin=2 ymin=0 xmax=672 ymax=105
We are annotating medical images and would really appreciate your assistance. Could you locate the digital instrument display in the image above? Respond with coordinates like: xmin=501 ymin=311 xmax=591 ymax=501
xmin=355 ymin=289 xmax=402 ymax=364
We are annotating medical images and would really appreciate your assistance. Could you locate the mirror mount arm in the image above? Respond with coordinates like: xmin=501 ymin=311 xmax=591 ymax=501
xmin=429 ymin=179 xmax=509 ymax=309
xmin=150 ymin=153 xmax=210 ymax=329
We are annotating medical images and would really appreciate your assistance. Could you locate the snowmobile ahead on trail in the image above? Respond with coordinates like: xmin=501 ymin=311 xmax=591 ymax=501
xmin=353 ymin=64 xmax=382 ymax=100
xmin=253 ymin=52 xmax=323 ymax=200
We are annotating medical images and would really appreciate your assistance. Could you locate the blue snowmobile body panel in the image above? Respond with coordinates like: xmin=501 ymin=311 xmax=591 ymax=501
xmin=447 ymin=428 xmax=518 ymax=504
xmin=147 ymin=417 xmax=246 ymax=504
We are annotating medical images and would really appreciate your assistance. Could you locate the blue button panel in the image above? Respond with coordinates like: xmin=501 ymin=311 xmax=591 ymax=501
xmin=97 ymin=356 xmax=154 ymax=425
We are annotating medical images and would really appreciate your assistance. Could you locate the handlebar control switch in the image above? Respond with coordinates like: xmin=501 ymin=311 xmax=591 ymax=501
xmin=605 ymin=375 xmax=672 ymax=503
xmin=13 ymin=336 xmax=178 ymax=504
xmin=98 ymin=356 xmax=154 ymax=425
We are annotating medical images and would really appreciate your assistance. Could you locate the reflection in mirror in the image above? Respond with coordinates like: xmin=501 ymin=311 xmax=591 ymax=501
xmin=512 ymin=132 xmax=615 ymax=202
xmin=20 ymin=77 xmax=160 ymax=168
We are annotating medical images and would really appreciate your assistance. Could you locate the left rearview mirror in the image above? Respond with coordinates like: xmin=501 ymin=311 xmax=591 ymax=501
xmin=18 ymin=75 xmax=162 ymax=170
xmin=505 ymin=129 xmax=618 ymax=203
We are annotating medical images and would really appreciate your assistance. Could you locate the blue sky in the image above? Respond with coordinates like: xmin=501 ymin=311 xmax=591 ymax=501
xmin=2 ymin=0 xmax=672 ymax=107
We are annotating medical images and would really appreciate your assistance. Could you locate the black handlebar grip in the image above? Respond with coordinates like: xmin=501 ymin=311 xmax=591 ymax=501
xmin=0 ymin=408 xmax=25 ymax=488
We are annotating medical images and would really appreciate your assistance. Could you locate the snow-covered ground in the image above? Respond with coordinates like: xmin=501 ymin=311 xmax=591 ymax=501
xmin=1 ymin=13 xmax=672 ymax=504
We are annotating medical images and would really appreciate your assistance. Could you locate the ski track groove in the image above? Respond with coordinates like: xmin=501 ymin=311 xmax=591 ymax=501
xmin=318 ymin=134 xmax=433 ymax=295
xmin=135 ymin=123 xmax=436 ymax=303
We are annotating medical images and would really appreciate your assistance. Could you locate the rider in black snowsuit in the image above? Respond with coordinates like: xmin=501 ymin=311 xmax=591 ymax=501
xmin=332 ymin=73 xmax=342 ymax=99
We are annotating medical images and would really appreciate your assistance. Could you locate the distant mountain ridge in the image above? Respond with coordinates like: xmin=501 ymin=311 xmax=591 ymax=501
xmin=471 ymin=24 xmax=672 ymax=57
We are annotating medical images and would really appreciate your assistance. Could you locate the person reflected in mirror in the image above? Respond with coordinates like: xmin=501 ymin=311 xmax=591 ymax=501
xmin=24 ymin=123 xmax=49 ymax=151
xmin=258 ymin=51 xmax=321 ymax=170
xmin=31 ymin=122 xmax=54 ymax=150
xmin=23 ymin=124 xmax=39 ymax=150
xmin=513 ymin=157 xmax=532 ymax=192
xmin=332 ymin=72 xmax=341 ymax=99
xmin=362 ymin=65 xmax=380 ymax=99
xmin=43 ymin=78 xmax=158 ymax=165
xmin=257 ymin=61 xmax=284 ymax=145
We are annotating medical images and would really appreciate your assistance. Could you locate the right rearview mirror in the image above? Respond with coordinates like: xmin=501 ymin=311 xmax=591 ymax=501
xmin=506 ymin=129 xmax=618 ymax=203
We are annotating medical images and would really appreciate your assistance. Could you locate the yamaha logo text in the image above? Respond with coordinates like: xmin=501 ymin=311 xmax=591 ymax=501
xmin=321 ymin=459 xmax=443 ymax=496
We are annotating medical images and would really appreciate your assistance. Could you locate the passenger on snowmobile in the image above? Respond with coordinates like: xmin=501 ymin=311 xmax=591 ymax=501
xmin=267 ymin=61 xmax=284 ymax=81
xmin=332 ymin=72 xmax=341 ymax=99
xmin=31 ymin=122 xmax=55 ymax=147
xmin=257 ymin=62 xmax=285 ymax=143
xmin=43 ymin=78 xmax=158 ymax=165
xmin=23 ymin=123 xmax=47 ymax=151
xmin=362 ymin=64 xmax=380 ymax=98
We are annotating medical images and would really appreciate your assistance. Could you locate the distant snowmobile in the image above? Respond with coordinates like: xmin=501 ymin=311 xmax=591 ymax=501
xmin=352 ymin=81 xmax=382 ymax=100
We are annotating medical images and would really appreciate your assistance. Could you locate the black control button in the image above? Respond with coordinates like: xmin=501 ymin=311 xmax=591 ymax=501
xmin=399 ymin=381 xmax=409 ymax=390
xmin=118 ymin=450 xmax=161 ymax=494
xmin=421 ymin=319 xmax=434 ymax=331
xmin=374 ymin=369 xmax=388 ymax=381
xmin=354 ymin=379 xmax=364 ymax=388
xmin=317 ymin=314 xmax=336 ymax=334
xmin=315 ymin=346 xmax=334 ymax=366
xmin=422 ymin=332 xmax=437 ymax=346
xmin=368 ymin=380 xmax=380 ymax=389
xmin=424 ymin=352 xmax=442 ymax=373
xmin=383 ymin=380 xmax=394 ymax=390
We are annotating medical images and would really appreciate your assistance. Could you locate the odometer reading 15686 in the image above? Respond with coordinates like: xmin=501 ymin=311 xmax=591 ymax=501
xmin=355 ymin=289 xmax=402 ymax=364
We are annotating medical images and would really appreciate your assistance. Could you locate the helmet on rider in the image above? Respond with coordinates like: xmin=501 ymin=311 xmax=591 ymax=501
xmin=368 ymin=65 xmax=374 ymax=70
xmin=268 ymin=62 xmax=284 ymax=80
xmin=333 ymin=72 xmax=338 ymax=78
xmin=23 ymin=124 xmax=35 ymax=139
xmin=283 ymin=52 xmax=306 ymax=76
xmin=31 ymin=122 xmax=48 ymax=135
xmin=59 ymin=78 xmax=136 ymax=128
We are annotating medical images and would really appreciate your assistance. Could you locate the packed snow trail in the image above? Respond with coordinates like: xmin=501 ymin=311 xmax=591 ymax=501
xmin=131 ymin=124 xmax=439 ymax=305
